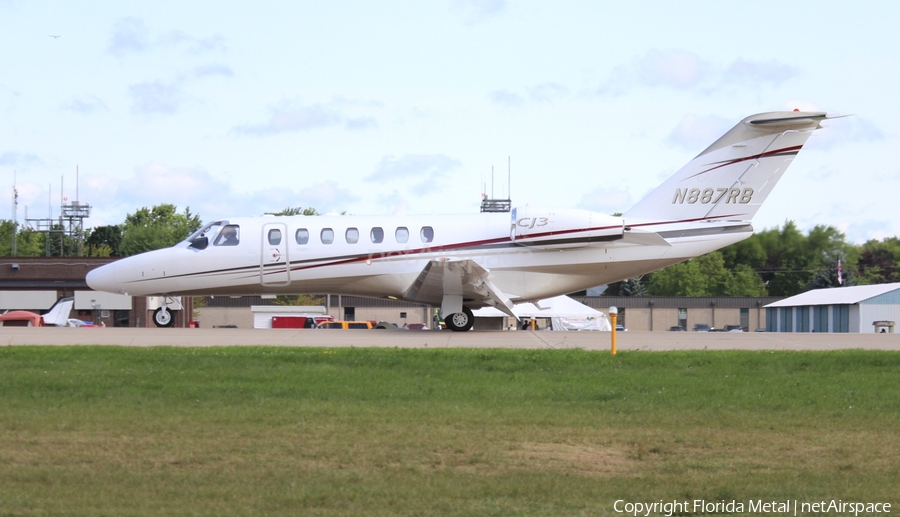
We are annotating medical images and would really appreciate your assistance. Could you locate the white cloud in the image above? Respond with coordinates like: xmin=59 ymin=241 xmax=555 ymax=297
xmin=194 ymin=63 xmax=234 ymax=78
xmin=234 ymin=102 xmax=342 ymax=136
xmin=597 ymin=50 xmax=797 ymax=97
xmin=666 ymin=114 xmax=732 ymax=151
xmin=488 ymin=83 xmax=569 ymax=107
xmin=108 ymin=17 xmax=227 ymax=57
xmin=575 ymin=187 xmax=633 ymax=215
xmin=129 ymin=81 xmax=181 ymax=114
xmin=108 ymin=17 xmax=150 ymax=57
xmin=599 ymin=49 xmax=707 ymax=95
xmin=845 ymin=219 xmax=895 ymax=244
xmin=488 ymin=89 xmax=524 ymax=107
xmin=162 ymin=30 xmax=227 ymax=54
xmin=722 ymin=58 xmax=797 ymax=87
xmin=452 ymin=0 xmax=507 ymax=24
xmin=345 ymin=117 xmax=378 ymax=130
xmin=366 ymin=154 xmax=461 ymax=181
xmin=0 ymin=151 xmax=42 ymax=168
xmin=77 ymin=163 xmax=359 ymax=227
xmin=233 ymin=97 xmax=382 ymax=136
xmin=528 ymin=82 xmax=569 ymax=103
xmin=63 ymin=94 xmax=109 ymax=114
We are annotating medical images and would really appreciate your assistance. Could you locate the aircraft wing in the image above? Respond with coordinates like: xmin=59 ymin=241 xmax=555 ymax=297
xmin=402 ymin=258 xmax=518 ymax=319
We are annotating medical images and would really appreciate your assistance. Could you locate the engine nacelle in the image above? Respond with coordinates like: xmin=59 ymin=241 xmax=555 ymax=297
xmin=510 ymin=207 xmax=624 ymax=247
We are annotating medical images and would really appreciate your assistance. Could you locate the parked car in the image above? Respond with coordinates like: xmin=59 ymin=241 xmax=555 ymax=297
xmin=615 ymin=324 xmax=627 ymax=332
xmin=317 ymin=321 xmax=373 ymax=329
xmin=403 ymin=323 xmax=429 ymax=330
xmin=668 ymin=325 xmax=685 ymax=332
xmin=723 ymin=325 xmax=744 ymax=332
xmin=692 ymin=323 xmax=711 ymax=332
xmin=374 ymin=321 xmax=399 ymax=329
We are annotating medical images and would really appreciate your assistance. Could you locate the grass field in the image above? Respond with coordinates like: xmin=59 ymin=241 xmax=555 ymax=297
xmin=1 ymin=346 xmax=899 ymax=516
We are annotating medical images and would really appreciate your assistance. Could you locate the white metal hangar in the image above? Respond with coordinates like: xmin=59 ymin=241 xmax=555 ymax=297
xmin=764 ymin=283 xmax=900 ymax=333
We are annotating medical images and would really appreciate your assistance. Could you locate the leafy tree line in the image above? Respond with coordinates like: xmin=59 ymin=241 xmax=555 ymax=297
xmin=0 ymin=204 xmax=322 ymax=258
xmin=604 ymin=220 xmax=899 ymax=298
xmin=0 ymin=204 xmax=202 ymax=258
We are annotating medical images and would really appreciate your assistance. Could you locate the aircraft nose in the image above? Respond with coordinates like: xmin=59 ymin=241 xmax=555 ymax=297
xmin=86 ymin=262 xmax=120 ymax=294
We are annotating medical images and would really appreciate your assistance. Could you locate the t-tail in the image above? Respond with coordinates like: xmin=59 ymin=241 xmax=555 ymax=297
xmin=42 ymin=297 xmax=74 ymax=326
xmin=624 ymin=111 xmax=829 ymax=225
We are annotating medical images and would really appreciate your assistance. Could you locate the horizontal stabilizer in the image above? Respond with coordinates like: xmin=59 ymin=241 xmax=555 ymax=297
xmin=621 ymin=229 xmax=671 ymax=247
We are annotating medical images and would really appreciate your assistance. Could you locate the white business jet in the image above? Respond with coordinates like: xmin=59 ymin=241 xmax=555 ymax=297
xmin=87 ymin=110 xmax=833 ymax=330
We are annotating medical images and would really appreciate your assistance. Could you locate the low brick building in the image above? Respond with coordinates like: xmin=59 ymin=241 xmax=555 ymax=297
xmin=0 ymin=256 xmax=193 ymax=327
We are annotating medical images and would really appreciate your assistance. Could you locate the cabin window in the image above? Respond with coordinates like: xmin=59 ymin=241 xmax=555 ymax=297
xmin=420 ymin=226 xmax=434 ymax=243
xmin=346 ymin=228 xmax=359 ymax=244
xmin=395 ymin=227 xmax=409 ymax=243
xmin=295 ymin=228 xmax=309 ymax=245
xmin=370 ymin=227 xmax=384 ymax=243
xmin=214 ymin=225 xmax=240 ymax=246
xmin=267 ymin=229 xmax=282 ymax=245
xmin=321 ymin=228 xmax=334 ymax=244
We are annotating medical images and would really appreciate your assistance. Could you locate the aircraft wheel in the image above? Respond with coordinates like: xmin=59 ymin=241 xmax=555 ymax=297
xmin=153 ymin=307 xmax=175 ymax=327
xmin=445 ymin=306 xmax=474 ymax=332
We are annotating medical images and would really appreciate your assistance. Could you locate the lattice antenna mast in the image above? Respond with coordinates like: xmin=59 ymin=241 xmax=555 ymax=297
xmin=479 ymin=157 xmax=512 ymax=213
xmin=11 ymin=171 xmax=17 ymax=256
xmin=24 ymin=167 xmax=92 ymax=256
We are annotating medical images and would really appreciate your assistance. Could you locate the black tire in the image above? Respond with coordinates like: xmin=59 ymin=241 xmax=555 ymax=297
xmin=444 ymin=306 xmax=474 ymax=332
xmin=153 ymin=307 xmax=175 ymax=327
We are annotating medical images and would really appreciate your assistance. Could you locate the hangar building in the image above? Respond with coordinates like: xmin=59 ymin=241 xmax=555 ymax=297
xmin=764 ymin=283 xmax=900 ymax=333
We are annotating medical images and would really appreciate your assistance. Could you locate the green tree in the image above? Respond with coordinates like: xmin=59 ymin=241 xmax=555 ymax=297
xmin=618 ymin=277 xmax=648 ymax=297
xmin=648 ymin=256 xmax=713 ymax=296
xmin=856 ymin=237 xmax=900 ymax=284
xmin=86 ymin=225 xmax=124 ymax=257
xmin=648 ymin=251 xmax=768 ymax=297
xmin=0 ymin=220 xmax=18 ymax=255
xmin=120 ymin=204 xmax=202 ymax=256
xmin=720 ymin=235 xmax=767 ymax=271
xmin=0 ymin=221 xmax=48 ymax=256
xmin=808 ymin=260 xmax=855 ymax=289
xmin=265 ymin=207 xmax=320 ymax=216
xmin=723 ymin=264 xmax=768 ymax=296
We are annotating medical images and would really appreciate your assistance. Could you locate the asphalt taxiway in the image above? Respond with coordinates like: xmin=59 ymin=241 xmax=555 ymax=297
xmin=1 ymin=327 xmax=898 ymax=350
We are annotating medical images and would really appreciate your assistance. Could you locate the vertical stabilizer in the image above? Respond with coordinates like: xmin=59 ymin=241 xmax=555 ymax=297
xmin=42 ymin=297 xmax=74 ymax=326
xmin=624 ymin=111 xmax=827 ymax=224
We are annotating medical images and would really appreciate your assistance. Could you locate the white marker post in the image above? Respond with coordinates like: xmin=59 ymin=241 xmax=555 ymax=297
xmin=609 ymin=306 xmax=618 ymax=356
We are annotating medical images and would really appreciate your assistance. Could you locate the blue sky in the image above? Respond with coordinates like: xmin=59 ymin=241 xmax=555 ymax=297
xmin=1 ymin=1 xmax=896 ymax=243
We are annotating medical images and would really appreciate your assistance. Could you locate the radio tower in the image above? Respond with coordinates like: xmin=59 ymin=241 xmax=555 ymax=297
xmin=11 ymin=171 xmax=18 ymax=256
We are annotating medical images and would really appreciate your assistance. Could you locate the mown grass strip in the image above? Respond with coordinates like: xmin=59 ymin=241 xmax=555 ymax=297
xmin=1 ymin=347 xmax=898 ymax=516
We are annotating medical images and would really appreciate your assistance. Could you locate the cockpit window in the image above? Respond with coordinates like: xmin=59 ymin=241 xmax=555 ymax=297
xmin=188 ymin=221 xmax=225 ymax=250
xmin=214 ymin=225 xmax=241 ymax=246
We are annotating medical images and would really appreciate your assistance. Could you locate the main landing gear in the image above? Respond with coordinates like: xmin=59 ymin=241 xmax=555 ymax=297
xmin=444 ymin=306 xmax=474 ymax=332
